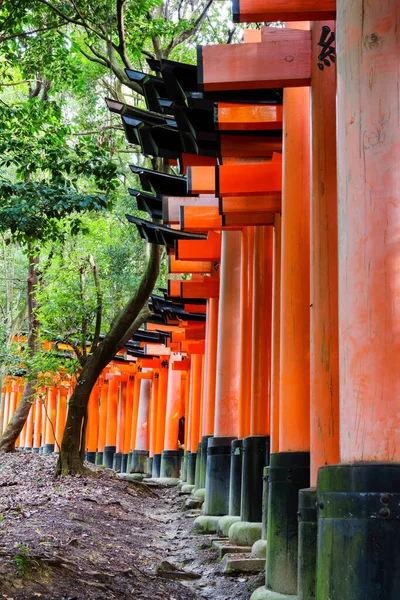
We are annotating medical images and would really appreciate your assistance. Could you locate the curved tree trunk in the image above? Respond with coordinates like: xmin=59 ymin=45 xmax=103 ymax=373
xmin=0 ymin=248 xmax=39 ymax=452
xmin=56 ymin=244 xmax=162 ymax=475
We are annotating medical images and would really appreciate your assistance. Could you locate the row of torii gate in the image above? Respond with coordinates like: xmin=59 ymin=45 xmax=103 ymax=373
xmin=2 ymin=1 xmax=399 ymax=598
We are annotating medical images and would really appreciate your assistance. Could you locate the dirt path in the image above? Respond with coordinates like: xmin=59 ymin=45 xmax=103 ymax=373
xmin=0 ymin=454 xmax=261 ymax=600
xmin=0 ymin=453 xmax=262 ymax=600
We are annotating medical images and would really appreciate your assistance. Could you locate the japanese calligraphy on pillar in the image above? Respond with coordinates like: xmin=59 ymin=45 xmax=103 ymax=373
xmin=317 ymin=25 xmax=336 ymax=70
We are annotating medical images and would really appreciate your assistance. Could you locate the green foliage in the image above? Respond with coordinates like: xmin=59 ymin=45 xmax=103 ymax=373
xmin=12 ymin=544 xmax=32 ymax=574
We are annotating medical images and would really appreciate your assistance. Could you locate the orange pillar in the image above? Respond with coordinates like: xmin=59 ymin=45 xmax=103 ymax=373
xmin=205 ymin=230 xmax=241 ymax=516
xmin=214 ymin=231 xmax=241 ymax=437
xmin=149 ymin=371 xmax=159 ymax=457
xmin=55 ymin=387 xmax=68 ymax=452
xmin=239 ymin=227 xmax=254 ymax=439
xmin=316 ymin=4 xmax=400 ymax=597
xmin=160 ymin=353 xmax=182 ymax=478
xmin=132 ymin=375 xmax=151 ymax=473
xmin=43 ymin=386 xmax=57 ymax=453
xmin=122 ymin=374 xmax=135 ymax=472
xmin=2 ymin=381 xmax=11 ymax=432
xmin=33 ymin=394 xmax=42 ymax=452
xmin=270 ymin=214 xmax=281 ymax=454
xmin=309 ymin=20 xmax=339 ymax=487
xmin=266 ymin=21 xmax=311 ymax=598
xmin=189 ymin=354 xmax=203 ymax=453
xmin=103 ymin=375 xmax=120 ymax=468
xmin=129 ymin=371 xmax=142 ymax=454
xmin=24 ymin=401 xmax=34 ymax=450
xmin=114 ymin=379 xmax=126 ymax=471
xmin=154 ymin=359 xmax=169 ymax=476
xmin=250 ymin=225 xmax=273 ymax=436
xmin=85 ymin=384 xmax=99 ymax=462
xmin=96 ymin=379 xmax=108 ymax=464
xmin=202 ymin=298 xmax=219 ymax=436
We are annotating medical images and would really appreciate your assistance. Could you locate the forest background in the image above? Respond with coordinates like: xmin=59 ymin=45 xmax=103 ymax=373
xmin=0 ymin=0 xmax=247 ymax=471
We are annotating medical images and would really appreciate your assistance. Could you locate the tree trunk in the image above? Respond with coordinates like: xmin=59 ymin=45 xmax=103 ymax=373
xmin=56 ymin=244 xmax=162 ymax=475
xmin=0 ymin=248 xmax=39 ymax=452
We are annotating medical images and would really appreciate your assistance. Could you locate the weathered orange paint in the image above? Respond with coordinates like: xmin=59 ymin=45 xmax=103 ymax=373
xmin=310 ymin=21 xmax=339 ymax=486
xmin=251 ymin=226 xmax=273 ymax=436
xmin=214 ymin=231 xmax=241 ymax=437
xmin=337 ymin=0 xmax=400 ymax=463
xmin=135 ymin=376 xmax=151 ymax=451
xmin=279 ymin=22 xmax=311 ymax=453
xmin=239 ymin=226 xmax=254 ymax=438
xmin=164 ymin=195 xmax=218 ymax=225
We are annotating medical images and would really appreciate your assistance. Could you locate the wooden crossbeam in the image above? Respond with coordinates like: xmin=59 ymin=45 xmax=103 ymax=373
xmin=180 ymin=278 xmax=220 ymax=298
xmin=187 ymin=166 xmax=215 ymax=194
xmin=220 ymin=133 xmax=282 ymax=157
xmin=179 ymin=153 xmax=217 ymax=175
xmin=222 ymin=212 xmax=275 ymax=227
xmin=198 ymin=34 xmax=312 ymax=91
xmin=220 ymin=194 xmax=281 ymax=214
xmin=184 ymin=303 xmax=207 ymax=313
xmin=169 ymin=255 xmax=214 ymax=274
xmin=232 ymin=0 xmax=336 ymax=23
xmin=163 ymin=195 xmax=218 ymax=224
xmin=216 ymin=102 xmax=283 ymax=131
xmin=180 ymin=205 xmax=222 ymax=231
xmin=175 ymin=231 xmax=221 ymax=261
xmin=217 ymin=162 xmax=282 ymax=196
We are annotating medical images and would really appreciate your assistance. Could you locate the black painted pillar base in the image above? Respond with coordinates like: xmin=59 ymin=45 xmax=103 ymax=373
xmin=24 ymin=447 xmax=32 ymax=452
xmin=103 ymin=445 xmax=116 ymax=468
xmin=32 ymin=448 xmax=39 ymax=454
xmin=86 ymin=451 xmax=96 ymax=464
xmin=121 ymin=453 xmax=129 ymax=473
xmin=182 ymin=450 xmax=189 ymax=482
xmin=39 ymin=447 xmax=43 ymax=455
xmin=316 ymin=462 xmax=400 ymax=600
xmin=187 ymin=451 xmax=197 ymax=485
xmin=229 ymin=439 xmax=243 ymax=516
xmin=200 ymin=435 xmax=212 ymax=489
xmin=146 ymin=456 xmax=153 ymax=477
xmin=266 ymin=451 xmax=310 ymax=596
xmin=298 ymin=488 xmax=317 ymax=600
xmin=126 ymin=451 xmax=133 ymax=473
xmin=42 ymin=443 xmax=55 ymax=455
xmin=131 ymin=449 xmax=149 ymax=473
xmin=160 ymin=449 xmax=180 ymax=478
xmin=261 ymin=466 xmax=269 ymax=540
xmin=241 ymin=435 xmax=270 ymax=523
xmin=152 ymin=453 xmax=161 ymax=478
xmin=194 ymin=442 xmax=202 ymax=490
xmin=112 ymin=452 xmax=122 ymax=472
xmin=204 ymin=436 xmax=236 ymax=516
xmin=95 ymin=451 xmax=103 ymax=465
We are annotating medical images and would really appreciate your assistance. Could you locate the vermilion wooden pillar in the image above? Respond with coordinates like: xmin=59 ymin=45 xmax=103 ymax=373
xmin=203 ymin=298 xmax=219 ymax=436
xmin=239 ymin=227 xmax=254 ymax=439
xmin=270 ymin=214 xmax=281 ymax=454
xmin=122 ymin=374 xmax=135 ymax=473
xmin=205 ymin=230 xmax=241 ymax=516
xmin=114 ymin=379 xmax=126 ymax=471
xmin=86 ymin=384 xmax=99 ymax=463
xmin=103 ymin=376 xmax=120 ymax=468
xmin=316 ymin=4 xmax=400 ymax=598
xmin=266 ymin=21 xmax=311 ymax=599
xmin=132 ymin=375 xmax=151 ymax=474
xmin=55 ymin=386 xmax=68 ymax=453
xmin=153 ymin=360 xmax=169 ymax=478
xmin=160 ymin=354 xmax=182 ymax=478
xmin=310 ymin=20 xmax=339 ymax=488
xmin=33 ymin=394 xmax=42 ymax=452
xmin=43 ymin=386 xmax=57 ymax=454
xmin=250 ymin=226 xmax=273 ymax=436
xmin=96 ymin=380 xmax=108 ymax=465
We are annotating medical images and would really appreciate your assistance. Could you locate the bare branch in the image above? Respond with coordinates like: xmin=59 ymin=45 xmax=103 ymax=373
xmin=88 ymin=255 xmax=103 ymax=353
xmin=166 ymin=0 xmax=215 ymax=55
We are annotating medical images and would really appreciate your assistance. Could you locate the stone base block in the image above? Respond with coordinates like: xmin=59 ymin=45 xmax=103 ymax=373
xmin=181 ymin=484 xmax=195 ymax=494
xmin=193 ymin=487 xmax=205 ymax=501
xmin=229 ymin=521 xmax=263 ymax=546
xmin=192 ymin=515 xmax=220 ymax=534
xmin=217 ymin=515 xmax=241 ymax=537
xmin=212 ymin=540 xmax=252 ymax=559
xmin=252 ymin=539 xmax=267 ymax=559
xmin=251 ymin=588 xmax=297 ymax=600
xmin=222 ymin=554 xmax=265 ymax=575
